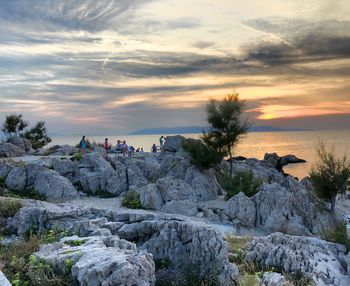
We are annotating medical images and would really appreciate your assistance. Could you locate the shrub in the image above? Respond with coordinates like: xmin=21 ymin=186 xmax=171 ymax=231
xmin=310 ymin=142 xmax=350 ymax=216
xmin=220 ymin=171 xmax=261 ymax=199
xmin=71 ymin=153 xmax=83 ymax=162
xmin=122 ymin=191 xmax=142 ymax=209
xmin=239 ymin=274 xmax=258 ymax=286
xmin=183 ymin=139 xmax=223 ymax=170
xmin=23 ymin=121 xmax=51 ymax=150
xmin=321 ymin=220 xmax=350 ymax=251
xmin=0 ymin=199 xmax=22 ymax=218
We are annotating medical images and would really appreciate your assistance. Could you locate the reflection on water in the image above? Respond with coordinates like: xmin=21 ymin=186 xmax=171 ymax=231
xmin=50 ymin=129 xmax=350 ymax=179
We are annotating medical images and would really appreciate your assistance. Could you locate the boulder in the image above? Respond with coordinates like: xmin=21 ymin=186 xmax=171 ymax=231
xmin=0 ymin=271 xmax=11 ymax=286
xmin=34 ymin=170 xmax=79 ymax=202
xmin=5 ymin=166 xmax=27 ymax=191
xmin=162 ymin=200 xmax=198 ymax=216
xmin=225 ymin=192 xmax=256 ymax=227
xmin=10 ymin=136 xmax=33 ymax=152
xmin=0 ymin=163 xmax=13 ymax=179
xmin=48 ymin=145 xmax=79 ymax=156
xmin=0 ymin=143 xmax=25 ymax=158
xmin=162 ymin=135 xmax=185 ymax=152
xmin=159 ymin=155 xmax=190 ymax=179
xmin=74 ymin=155 xmax=128 ymax=196
xmin=245 ymin=233 xmax=350 ymax=286
xmin=51 ymin=157 xmax=76 ymax=179
xmin=139 ymin=184 xmax=164 ymax=210
xmin=157 ymin=177 xmax=196 ymax=202
xmin=33 ymin=235 xmax=156 ymax=286
xmin=261 ymin=272 xmax=291 ymax=286
xmin=280 ymin=154 xmax=306 ymax=165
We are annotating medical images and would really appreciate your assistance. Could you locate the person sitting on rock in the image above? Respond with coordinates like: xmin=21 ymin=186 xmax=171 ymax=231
xmin=151 ymin=144 xmax=157 ymax=153
xmin=104 ymin=138 xmax=111 ymax=153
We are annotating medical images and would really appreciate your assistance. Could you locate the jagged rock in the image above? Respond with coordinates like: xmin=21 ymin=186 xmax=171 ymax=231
xmin=261 ymin=272 xmax=291 ymax=286
xmin=51 ymin=157 xmax=75 ymax=175
xmin=263 ymin=153 xmax=306 ymax=169
xmin=33 ymin=235 xmax=156 ymax=286
xmin=0 ymin=271 xmax=11 ymax=286
xmin=184 ymin=166 xmax=221 ymax=200
xmin=135 ymin=158 xmax=160 ymax=182
xmin=34 ymin=170 xmax=79 ymax=202
xmin=159 ymin=155 xmax=190 ymax=179
xmin=225 ymin=192 xmax=256 ymax=227
xmin=162 ymin=200 xmax=198 ymax=216
xmin=48 ymin=144 xmax=79 ymax=156
xmin=139 ymin=184 xmax=164 ymax=210
xmin=8 ymin=200 xmax=239 ymax=285
xmin=5 ymin=166 xmax=27 ymax=191
xmin=245 ymin=233 xmax=350 ymax=286
xmin=74 ymin=155 xmax=128 ymax=196
xmin=10 ymin=136 xmax=33 ymax=152
xmin=157 ymin=177 xmax=196 ymax=202
xmin=162 ymin=135 xmax=185 ymax=152
xmin=0 ymin=143 xmax=25 ymax=158
xmin=0 ymin=162 xmax=13 ymax=179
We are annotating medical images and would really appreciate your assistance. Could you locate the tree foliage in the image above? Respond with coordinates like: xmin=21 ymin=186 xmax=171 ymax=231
xmin=23 ymin=121 xmax=52 ymax=149
xmin=310 ymin=142 xmax=350 ymax=216
xmin=182 ymin=138 xmax=224 ymax=170
xmin=203 ymin=91 xmax=250 ymax=175
xmin=1 ymin=114 xmax=28 ymax=139
xmin=1 ymin=114 xmax=51 ymax=149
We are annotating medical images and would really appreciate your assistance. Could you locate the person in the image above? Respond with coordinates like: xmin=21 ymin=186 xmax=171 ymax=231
xmin=79 ymin=135 xmax=87 ymax=153
xmin=140 ymin=148 xmax=144 ymax=153
xmin=159 ymin=136 xmax=165 ymax=148
xmin=151 ymin=143 xmax=157 ymax=153
xmin=128 ymin=145 xmax=135 ymax=157
xmin=104 ymin=138 xmax=111 ymax=153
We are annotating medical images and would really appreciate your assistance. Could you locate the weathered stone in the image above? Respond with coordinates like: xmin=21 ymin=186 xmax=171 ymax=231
xmin=162 ymin=135 xmax=185 ymax=152
xmin=34 ymin=170 xmax=79 ymax=202
xmin=157 ymin=177 xmax=196 ymax=202
xmin=139 ymin=184 xmax=164 ymax=210
xmin=33 ymin=235 xmax=156 ymax=286
xmin=0 ymin=143 xmax=25 ymax=158
xmin=225 ymin=192 xmax=256 ymax=227
xmin=10 ymin=136 xmax=33 ymax=152
xmin=0 ymin=271 xmax=11 ymax=286
xmin=48 ymin=145 xmax=79 ymax=156
xmin=51 ymin=157 xmax=76 ymax=179
xmin=245 ymin=233 xmax=350 ymax=286
xmin=162 ymin=200 xmax=198 ymax=216
xmin=261 ymin=272 xmax=292 ymax=286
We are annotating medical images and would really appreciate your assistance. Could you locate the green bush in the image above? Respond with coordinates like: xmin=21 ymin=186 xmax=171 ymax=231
xmin=220 ymin=171 xmax=262 ymax=199
xmin=321 ymin=220 xmax=350 ymax=251
xmin=0 ymin=199 xmax=22 ymax=218
xmin=183 ymin=138 xmax=223 ymax=170
xmin=122 ymin=191 xmax=142 ymax=209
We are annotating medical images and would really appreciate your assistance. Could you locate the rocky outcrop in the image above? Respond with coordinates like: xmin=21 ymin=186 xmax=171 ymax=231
xmin=10 ymin=136 xmax=33 ymax=152
xmin=33 ymin=235 xmax=156 ymax=286
xmin=7 ymin=200 xmax=239 ymax=285
xmin=34 ymin=170 xmax=79 ymax=202
xmin=162 ymin=200 xmax=198 ymax=216
xmin=47 ymin=144 xmax=79 ymax=156
xmin=225 ymin=192 xmax=256 ymax=227
xmin=73 ymin=155 xmax=128 ymax=196
xmin=263 ymin=153 xmax=306 ymax=169
xmin=4 ymin=163 xmax=78 ymax=202
xmin=162 ymin=135 xmax=185 ymax=152
xmin=245 ymin=233 xmax=350 ymax=286
xmin=261 ymin=272 xmax=291 ymax=286
xmin=0 ymin=143 xmax=25 ymax=158
xmin=0 ymin=271 xmax=11 ymax=286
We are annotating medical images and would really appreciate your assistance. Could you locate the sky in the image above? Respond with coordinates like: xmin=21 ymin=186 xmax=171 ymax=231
xmin=0 ymin=0 xmax=349 ymax=135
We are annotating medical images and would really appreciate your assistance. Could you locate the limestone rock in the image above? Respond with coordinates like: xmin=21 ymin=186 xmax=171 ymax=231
xmin=157 ymin=177 xmax=196 ymax=202
xmin=33 ymin=235 xmax=156 ymax=286
xmin=34 ymin=170 xmax=79 ymax=202
xmin=0 ymin=271 xmax=11 ymax=286
xmin=261 ymin=272 xmax=291 ymax=286
xmin=48 ymin=144 xmax=79 ymax=156
xmin=139 ymin=184 xmax=164 ymax=210
xmin=0 ymin=143 xmax=25 ymax=158
xmin=51 ymin=157 xmax=76 ymax=179
xmin=225 ymin=192 xmax=256 ymax=227
xmin=10 ymin=136 xmax=33 ymax=152
xmin=245 ymin=233 xmax=350 ymax=286
xmin=162 ymin=200 xmax=198 ymax=216
xmin=162 ymin=135 xmax=185 ymax=152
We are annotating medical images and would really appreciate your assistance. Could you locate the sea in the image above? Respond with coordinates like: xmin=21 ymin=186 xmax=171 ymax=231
xmin=49 ymin=129 xmax=350 ymax=179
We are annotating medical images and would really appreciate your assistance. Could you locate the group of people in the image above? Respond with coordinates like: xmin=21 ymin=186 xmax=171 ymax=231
xmin=79 ymin=135 xmax=167 ymax=156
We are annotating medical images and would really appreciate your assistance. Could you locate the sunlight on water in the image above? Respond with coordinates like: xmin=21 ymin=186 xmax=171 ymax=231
xmin=50 ymin=130 xmax=350 ymax=179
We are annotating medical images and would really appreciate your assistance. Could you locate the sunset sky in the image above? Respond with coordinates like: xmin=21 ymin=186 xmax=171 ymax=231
xmin=0 ymin=0 xmax=349 ymax=135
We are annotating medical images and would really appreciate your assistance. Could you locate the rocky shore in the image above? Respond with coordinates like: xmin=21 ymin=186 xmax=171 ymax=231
xmin=0 ymin=135 xmax=349 ymax=285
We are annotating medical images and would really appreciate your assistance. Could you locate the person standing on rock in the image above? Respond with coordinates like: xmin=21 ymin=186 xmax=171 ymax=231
xmin=159 ymin=136 xmax=165 ymax=149
xmin=79 ymin=135 xmax=87 ymax=153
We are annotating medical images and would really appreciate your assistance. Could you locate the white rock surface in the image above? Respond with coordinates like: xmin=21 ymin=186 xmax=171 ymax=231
xmin=0 ymin=271 xmax=11 ymax=286
xmin=0 ymin=143 xmax=25 ymax=158
xmin=245 ymin=232 xmax=350 ymax=286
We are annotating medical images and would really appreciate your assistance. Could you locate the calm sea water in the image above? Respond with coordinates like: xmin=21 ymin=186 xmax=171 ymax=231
xmin=50 ymin=130 xmax=350 ymax=179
